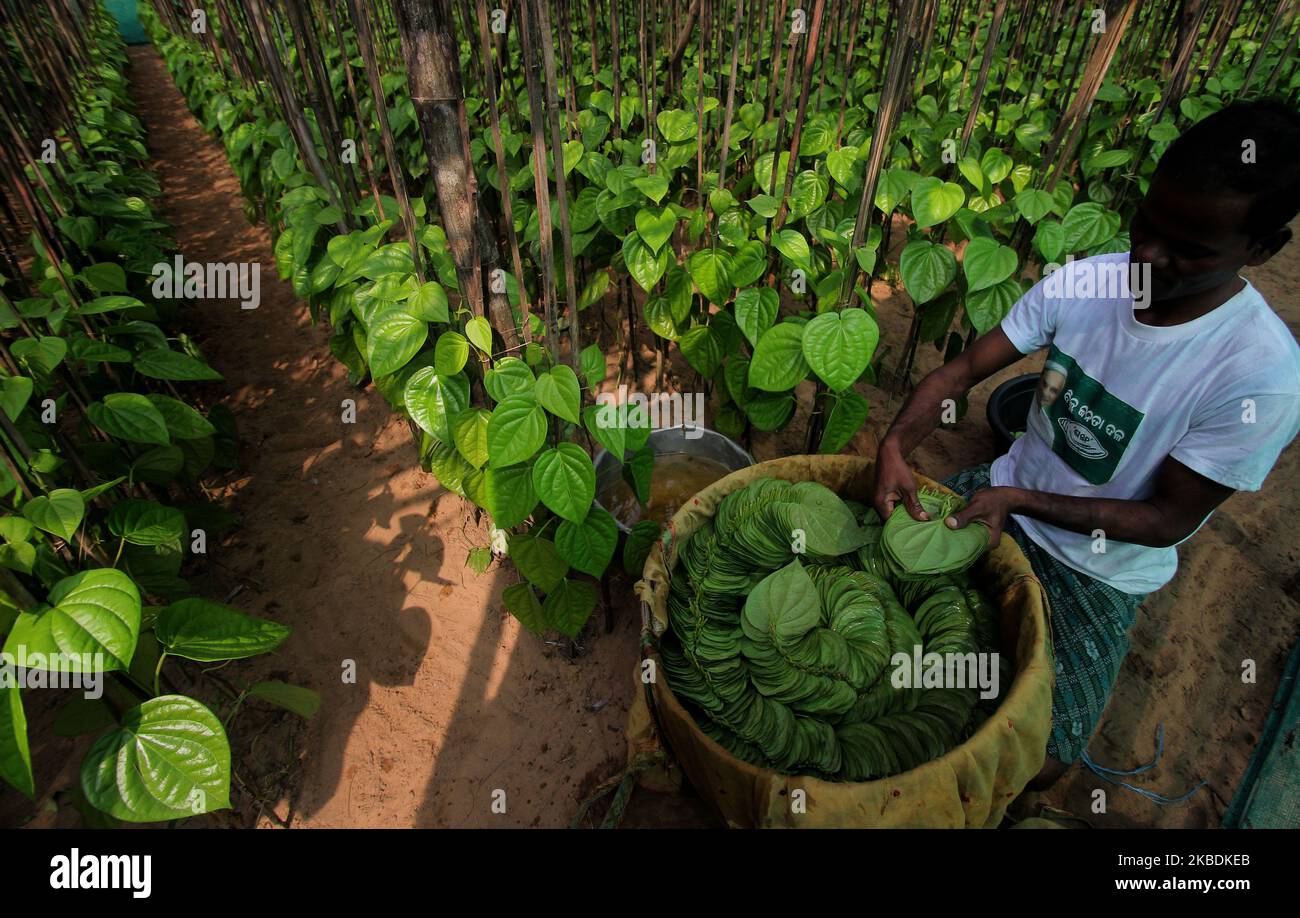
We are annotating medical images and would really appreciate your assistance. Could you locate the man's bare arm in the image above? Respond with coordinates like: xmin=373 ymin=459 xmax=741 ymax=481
xmin=946 ymin=455 xmax=1236 ymax=548
xmin=874 ymin=328 xmax=1026 ymax=520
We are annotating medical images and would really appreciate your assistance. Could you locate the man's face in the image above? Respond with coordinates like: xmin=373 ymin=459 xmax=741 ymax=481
xmin=1129 ymin=175 xmax=1266 ymax=302
xmin=1037 ymin=369 xmax=1065 ymax=407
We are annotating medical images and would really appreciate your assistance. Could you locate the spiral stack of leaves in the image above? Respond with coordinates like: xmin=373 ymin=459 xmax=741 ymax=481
xmin=660 ymin=478 xmax=1000 ymax=781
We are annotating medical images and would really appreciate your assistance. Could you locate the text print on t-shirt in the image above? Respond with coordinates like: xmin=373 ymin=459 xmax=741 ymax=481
xmin=1032 ymin=345 xmax=1145 ymax=485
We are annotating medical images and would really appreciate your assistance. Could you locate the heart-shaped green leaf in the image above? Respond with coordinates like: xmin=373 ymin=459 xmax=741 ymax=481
xmin=534 ymin=364 xmax=582 ymax=424
xmin=508 ymin=533 xmax=569 ymax=593
xmin=451 ymin=408 xmax=491 ymax=469
xmin=486 ymin=394 xmax=547 ymax=466
xmin=910 ymin=177 xmax=966 ymax=228
xmin=801 ymin=308 xmax=879 ymax=392
xmin=543 ymin=578 xmax=599 ymax=637
xmin=688 ymin=249 xmax=732 ymax=305
xmin=735 ymin=287 xmax=779 ymax=348
xmin=634 ymin=207 xmax=677 ymax=254
xmin=485 ymin=462 xmax=539 ymax=527
xmin=899 ymin=240 xmax=957 ymax=305
xmin=532 ymin=443 xmax=596 ymax=523
xmin=367 ymin=310 xmax=427 ymax=378
xmin=22 ymin=489 xmax=85 ymax=542
xmin=2 ymin=568 xmax=140 ymax=671
xmin=749 ymin=322 xmax=810 ymax=392
xmin=962 ymin=237 xmax=1018 ymax=292
xmin=107 ymin=499 xmax=186 ymax=547
xmin=622 ymin=232 xmax=670 ymax=292
xmin=434 ymin=331 xmax=469 ymax=375
xmin=81 ymin=695 xmax=231 ymax=822
xmin=555 ymin=507 xmax=618 ymax=578
xmin=405 ymin=368 xmax=470 ymax=443
xmin=87 ymin=393 xmax=170 ymax=446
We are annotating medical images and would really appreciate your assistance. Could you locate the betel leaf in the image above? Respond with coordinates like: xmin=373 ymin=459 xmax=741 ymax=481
xmin=503 ymin=581 xmax=548 ymax=633
xmin=773 ymin=229 xmax=811 ymax=271
xmin=634 ymin=207 xmax=677 ymax=254
xmin=246 ymin=681 xmax=321 ymax=719
xmin=623 ymin=520 xmax=660 ymax=576
xmin=107 ymin=499 xmax=186 ymax=547
xmin=0 ymin=376 xmax=32 ymax=421
xmin=584 ymin=403 xmax=625 ymax=459
xmin=484 ymin=357 xmax=535 ymax=402
xmin=880 ymin=488 xmax=989 ymax=577
xmin=134 ymin=349 xmax=223 ymax=381
xmin=579 ymin=344 xmax=606 ymax=385
xmin=367 ymin=310 xmax=427 ymax=378
xmin=965 ymin=277 xmax=1023 ymax=335
xmin=532 ymin=443 xmax=596 ymax=523
xmin=11 ymin=337 xmax=67 ymax=376
xmin=485 ymin=462 xmax=539 ymax=527
xmin=623 ymin=446 xmax=654 ymax=504
xmin=2 ymin=568 xmax=140 ymax=671
xmin=679 ymin=325 xmax=723 ymax=377
xmin=623 ymin=232 xmax=670 ymax=292
xmin=1013 ymin=188 xmax=1054 ymax=224
xmin=534 ymin=365 xmax=582 ymax=424
xmin=1061 ymin=202 xmax=1120 ymax=253
xmin=734 ymin=287 xmax=779 ymax=348
xmin=434 ymin=331 xmax=470 ymax=375
xmin=555 ymin=507 xmax=619 ymax=578
xmin=451 ymin=408 xmax=491 ymax=469
xmin=155 ymin=598 xmax=290 ymax=662
xmin=81 ymin=695 xmax=231 ymax=822
xmin=687 ymin=249 xmax=732 ymax=305
xmin=486 ymin=394 xmax=547 ymax=467
xmin=961 ymin=237 xmax=1018 ymax=293
xmin=801 ymin=308 xmax=879 ymax=392
xmin=508 ymin=533 xmax=568 ymax=593
xmin=87 ymin=393 xmax=170 ymax=446
xmin=408 ymin=281 xmax=450 ymax=322
xmin=543 ymin=578 xmax=599 ymax=638
xmin=145 ymin=394 xmax=215 ymax=439
xmin=899 ymin=240 xmax=957 ymax=305
xmin=22 ymin=489 xmax=85 ymax=542
xmin=0 ymin=684 xmax=33 ymax=799
xmin=749 ymin=322 xmax=810 ymax=392
xmin=819 ymin=391 xmax=870 ymax=454
xmin=80 ymin=262 xmax=128 ymax=293
xmin=465 ymin=316 xmax=493 ymax=354
xmin=909 ymin=177 xmax=965 ymax=228
xmin=405 ymin=368 xmax=470 ymax=443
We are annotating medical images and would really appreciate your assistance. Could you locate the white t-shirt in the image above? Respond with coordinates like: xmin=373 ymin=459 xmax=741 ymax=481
xmin=991 ymin=252 xmax=1300 ymax=594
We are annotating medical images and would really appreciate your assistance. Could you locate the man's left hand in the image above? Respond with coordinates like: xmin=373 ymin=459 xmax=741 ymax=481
xmin=944 ymin=487 xmax=1021 ymax=549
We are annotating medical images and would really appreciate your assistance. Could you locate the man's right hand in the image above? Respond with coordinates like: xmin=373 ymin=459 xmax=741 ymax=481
xmin=873 ymin=439 xmax=929 ymax=522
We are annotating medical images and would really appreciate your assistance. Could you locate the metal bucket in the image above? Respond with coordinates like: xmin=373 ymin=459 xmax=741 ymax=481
xmin=593 ymin=426 xmax=755 ymax=533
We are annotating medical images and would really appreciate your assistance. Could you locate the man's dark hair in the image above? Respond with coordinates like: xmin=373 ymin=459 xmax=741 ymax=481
xmin=1154 ymin=98 xmax=1300 ymax=240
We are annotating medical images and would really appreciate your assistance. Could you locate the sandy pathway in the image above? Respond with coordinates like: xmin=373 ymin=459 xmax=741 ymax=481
xmin=125 ymin=47 xmax=640 ymax=828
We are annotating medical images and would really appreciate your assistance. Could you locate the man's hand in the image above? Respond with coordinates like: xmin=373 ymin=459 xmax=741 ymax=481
xmin=873 ymin=439 xmax=929 ymax=521
xmin=944 ymin=487 xmax=1021 ymax=549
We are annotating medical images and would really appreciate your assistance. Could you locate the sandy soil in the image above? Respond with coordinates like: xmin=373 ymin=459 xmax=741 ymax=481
xmin=4 ymin=45 xmax=1292 ymax=829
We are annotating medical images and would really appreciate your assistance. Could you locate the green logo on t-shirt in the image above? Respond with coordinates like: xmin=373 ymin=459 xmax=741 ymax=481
xmin=1035 ymin=346 xmax=1144 ymax=485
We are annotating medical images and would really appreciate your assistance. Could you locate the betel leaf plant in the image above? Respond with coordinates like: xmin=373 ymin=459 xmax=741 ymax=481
xmin=138 ymin=0 xmax=1299 ymax=639
xmin=0 ymin=3 xmax=317 ymax=824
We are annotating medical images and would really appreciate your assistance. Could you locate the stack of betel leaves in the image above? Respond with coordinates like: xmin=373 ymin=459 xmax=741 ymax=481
xmin=660 ymin=478 xmax=1007 ymax=782
xmin=879 ymin=487 xmax=991 ymax=580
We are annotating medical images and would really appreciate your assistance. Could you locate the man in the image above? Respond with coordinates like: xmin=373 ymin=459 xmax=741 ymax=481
xmin=871 ymin=99 xmax=1300 ymax=788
